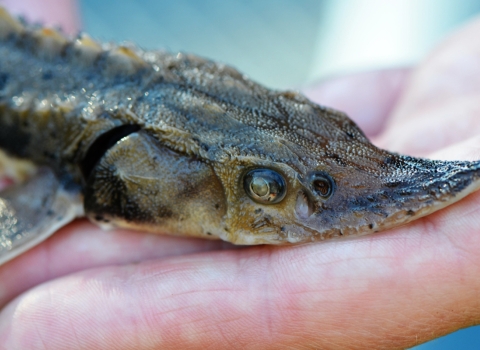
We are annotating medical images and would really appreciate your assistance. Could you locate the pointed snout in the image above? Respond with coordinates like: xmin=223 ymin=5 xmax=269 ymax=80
xmin=289 ymin=157 xmax=480 ymax=242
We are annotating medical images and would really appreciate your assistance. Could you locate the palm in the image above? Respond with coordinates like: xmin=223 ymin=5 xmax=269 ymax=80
xmin=2 ymin=15 xmax=480 ymax=350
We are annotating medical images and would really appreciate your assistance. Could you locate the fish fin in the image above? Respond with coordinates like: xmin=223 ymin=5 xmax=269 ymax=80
xmin=0 ymin=167 xmax=83 ymax=266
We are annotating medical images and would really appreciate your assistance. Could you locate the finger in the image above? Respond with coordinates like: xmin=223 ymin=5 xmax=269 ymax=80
xmin=302 ymin=68 xmax=410 ymax=137
xmin=388 ymin=16 xmax=480 ymax=127
xmin=0 ymin=220 xmax=237 ymax=308
xmin=378 ymin=17 xmax=480 ymax=155
xmin=1 ymin=218 xmax=480 ymax=349
xmin=376 ymin=93 xmax=480 ymax=155
xmin=1 ymin=0 xmax=81 ymax=34
xmin=428 ymin=134 xmax=480 ymax=161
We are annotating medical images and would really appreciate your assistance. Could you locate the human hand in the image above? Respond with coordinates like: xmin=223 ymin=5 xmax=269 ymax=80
xmin=1 ymin=3 xmax=480 ymax=349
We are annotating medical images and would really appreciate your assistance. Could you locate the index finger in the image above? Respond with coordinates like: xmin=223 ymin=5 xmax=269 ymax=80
xmin=302 ymin=68 xmax=410 ymax=137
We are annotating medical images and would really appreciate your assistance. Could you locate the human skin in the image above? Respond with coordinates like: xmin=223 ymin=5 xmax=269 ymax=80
xmin=1 ymin=2 xmax=480 ymax=349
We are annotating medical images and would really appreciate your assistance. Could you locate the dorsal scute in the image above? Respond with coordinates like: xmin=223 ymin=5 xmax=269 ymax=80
xmin=33 ymin=27 xmax=68 ymax=59
xmin=0 ymin=6 xmax=151 ymax=76
xmin=71 ymin=33 xmax=103 ymax=65
xmin=104 ymin=45 xmax=148 ymax=76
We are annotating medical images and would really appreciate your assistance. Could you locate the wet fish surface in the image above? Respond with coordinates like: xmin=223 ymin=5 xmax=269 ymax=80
xmin=1 ymin=8 xmax=480 ymax=266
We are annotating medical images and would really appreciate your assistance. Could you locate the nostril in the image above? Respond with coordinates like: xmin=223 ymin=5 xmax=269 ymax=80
xmin=295 ymin=191 xmax=314 ymax=219
xmin=310 ymin=172 xmax=335 ymax=198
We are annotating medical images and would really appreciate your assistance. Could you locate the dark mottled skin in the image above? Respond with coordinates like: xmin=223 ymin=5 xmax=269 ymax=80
xmin=1 ymin=10 xmax=480 ymax=253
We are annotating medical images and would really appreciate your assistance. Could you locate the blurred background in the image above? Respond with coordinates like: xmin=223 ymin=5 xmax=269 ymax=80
xmin=78 ymin=0 xmax=480 ymax=90
xmin=5 ymin=0 xmax=480 ymax=348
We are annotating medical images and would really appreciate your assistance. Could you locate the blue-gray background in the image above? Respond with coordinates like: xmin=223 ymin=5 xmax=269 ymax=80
xmin=79 ymin=1 xmax=480 ymax=348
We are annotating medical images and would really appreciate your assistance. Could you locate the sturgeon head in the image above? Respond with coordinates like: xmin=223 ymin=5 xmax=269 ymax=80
xmin=78 ymin=54 xmax=480 ymax=244
xmin=202 ymin=98 xmax=480 ymax=244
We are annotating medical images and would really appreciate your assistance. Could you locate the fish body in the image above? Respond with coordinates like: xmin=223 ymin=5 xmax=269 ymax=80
xmin=1 ymin=8 xmax=480 ymax=265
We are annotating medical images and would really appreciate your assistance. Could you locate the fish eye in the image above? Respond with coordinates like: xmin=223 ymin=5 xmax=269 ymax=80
xmin=243 ymin=169 xmax=287 ymax=204
xmin=310 ymin=172 xmax=334 ymax=198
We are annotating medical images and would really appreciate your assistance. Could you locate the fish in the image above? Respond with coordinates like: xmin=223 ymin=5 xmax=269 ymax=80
xmin=1 ymin=7 xmax=479 ymax=266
